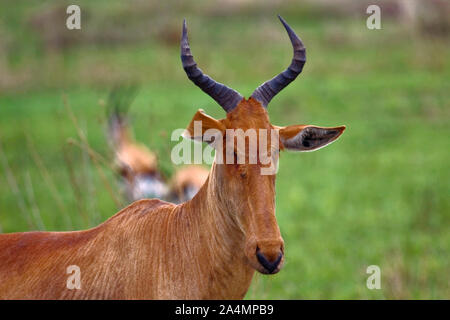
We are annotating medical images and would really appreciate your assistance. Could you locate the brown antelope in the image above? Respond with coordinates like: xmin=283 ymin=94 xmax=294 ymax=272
xmin=108 ymin=105 xmax=208 ymax=203
xmin=0 ymin=16 xmax=345 ymax=299
xmin=108 ymin=105 xmax=169 ymax=201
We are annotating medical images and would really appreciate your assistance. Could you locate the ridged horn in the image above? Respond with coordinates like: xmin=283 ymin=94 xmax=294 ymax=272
xmin=181 ymin=19 xmax=243 ymax=113
xmin=251 ymin=15 xmax=306 ymax=107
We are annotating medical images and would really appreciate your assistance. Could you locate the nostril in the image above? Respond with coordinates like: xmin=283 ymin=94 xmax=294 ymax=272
xmin=256 ymin=251 xmax=283 ymax=274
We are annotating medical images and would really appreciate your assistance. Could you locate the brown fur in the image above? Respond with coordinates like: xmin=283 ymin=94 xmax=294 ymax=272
xmin=0 ymin=193 xmax=252 ymax=299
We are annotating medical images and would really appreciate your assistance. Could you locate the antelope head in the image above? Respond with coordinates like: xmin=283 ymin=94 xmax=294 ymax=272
xmin=181 ymin=16 xmax=346 ymax=275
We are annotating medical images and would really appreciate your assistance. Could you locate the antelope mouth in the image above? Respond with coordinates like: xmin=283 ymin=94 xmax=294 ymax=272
xmin=256 ymin=251 xmax=283 ymax=274
xmin=250 ymin=246 xmax=284 ymax=275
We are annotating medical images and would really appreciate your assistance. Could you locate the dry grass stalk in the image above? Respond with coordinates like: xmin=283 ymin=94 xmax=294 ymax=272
xmin=0 ymin=136 xmax=33 ymax=229
xmin=23 ymin=171 xmax=46 ymax=231
xmin=25 ymin=133 xmax=72 ymax=229
xmin=63 ymin=95 xmax=123 ymax=209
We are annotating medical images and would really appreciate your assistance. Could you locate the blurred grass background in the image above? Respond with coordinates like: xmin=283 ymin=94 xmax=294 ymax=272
xmin=0 ymin=0 xmax=449 ymax=299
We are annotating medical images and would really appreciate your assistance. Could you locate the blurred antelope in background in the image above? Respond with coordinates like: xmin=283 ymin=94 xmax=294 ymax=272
xmin=107 ymin=87 xmax=208 ymax=203
xmin=0 ymin=16 xmax=345 ymax=299
xmin=107 ymin=87 xmax=169 ymax=202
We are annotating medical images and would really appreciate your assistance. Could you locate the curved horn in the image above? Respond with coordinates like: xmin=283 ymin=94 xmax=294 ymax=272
xmin=181 ymin=20 xmax=243 ymax=113
xmin=251 ymin=15 xmax=306 ymax=107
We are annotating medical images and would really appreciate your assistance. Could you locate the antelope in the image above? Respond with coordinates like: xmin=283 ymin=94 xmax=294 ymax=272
xmin=108 ymin=106 xmax=169 ymax=202
xmin=0 ymin=16 xmax=345 ymax=299
xmin=108 ymin=104 xmax=208 ymax=203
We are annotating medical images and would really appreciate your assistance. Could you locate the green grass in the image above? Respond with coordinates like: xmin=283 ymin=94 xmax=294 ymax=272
xmin=0 ymin=1 xmax=449 ymax=299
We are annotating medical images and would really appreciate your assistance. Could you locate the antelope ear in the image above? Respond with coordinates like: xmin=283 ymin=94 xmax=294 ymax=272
xmin=279 ymin=125 xmax=346 ymax=152
xmin=183 ymin=109 xmax=225 ymax=144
